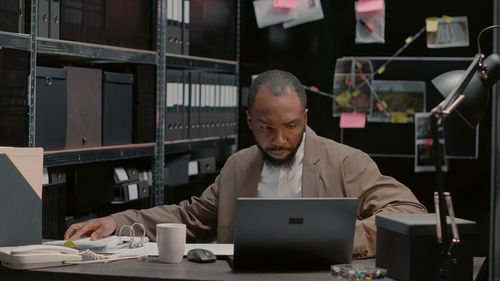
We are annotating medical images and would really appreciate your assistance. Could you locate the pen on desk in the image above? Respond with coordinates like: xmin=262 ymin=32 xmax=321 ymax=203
xmin=359 ymin=19 xmax=375 ymax=32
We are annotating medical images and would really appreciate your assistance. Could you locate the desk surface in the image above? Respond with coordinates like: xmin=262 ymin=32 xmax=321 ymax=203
xmin=1 ymin=258 xmax=392 ymax=281
xmin=0 ymin=257 xmax=486 ymax=281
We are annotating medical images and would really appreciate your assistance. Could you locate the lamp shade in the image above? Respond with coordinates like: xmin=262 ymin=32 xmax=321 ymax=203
xmin=432 ymin=54 xmax=500 ymax=128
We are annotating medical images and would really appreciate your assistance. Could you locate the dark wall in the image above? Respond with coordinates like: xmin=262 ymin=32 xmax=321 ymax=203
xmin=239 ymin=0 xmax=494 ymax=256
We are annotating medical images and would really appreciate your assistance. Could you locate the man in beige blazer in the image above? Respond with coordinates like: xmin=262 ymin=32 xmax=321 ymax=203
xmin=65 ymin=70 xmax=426 ymax=258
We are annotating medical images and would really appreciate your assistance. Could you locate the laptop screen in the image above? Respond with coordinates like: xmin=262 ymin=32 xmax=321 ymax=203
xmin=232 ymin=197 xmax=358 ymax=269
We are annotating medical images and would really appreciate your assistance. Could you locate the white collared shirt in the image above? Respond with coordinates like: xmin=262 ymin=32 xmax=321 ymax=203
xmin=257 ymin=133 xmax=305 ymax=198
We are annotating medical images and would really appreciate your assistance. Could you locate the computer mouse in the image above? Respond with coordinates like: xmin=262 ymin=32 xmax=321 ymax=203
xmin=186 ymin=248 xmax=217 ymax=263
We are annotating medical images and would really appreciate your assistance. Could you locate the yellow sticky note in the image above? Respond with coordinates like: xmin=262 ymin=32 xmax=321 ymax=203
xmin=426 ymin=17 xmax=438 ymax=32
xmin=335 ymin=90 xmax=351 ymax=106
xmin=442 ymin=15 xmax=452 ymax=23
xmin=356 ymin=61 xmax=363 ymax=69
xmin=405 ymin=36 xmax=413 ymax=44
xmin=345 ymin=76 xmax=350 ymax=85
xmin=352 ymin=89 xmax=361 ymax=97
xmin=377 ymin=65 xmax=386 ymax=74
xmin=380 ymin=100 xmax=388 ymax=109
xmin=64 ymin=240 xmax=78 ymax=248
xmin=406 ymin=108 xmax=415 ymax=114
xmin=391 ymin=112 xmax=409 ymax=124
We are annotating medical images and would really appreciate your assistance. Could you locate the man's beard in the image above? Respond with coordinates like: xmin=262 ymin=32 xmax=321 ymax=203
xmin=256 ymin=135 xmax=303 ymax=169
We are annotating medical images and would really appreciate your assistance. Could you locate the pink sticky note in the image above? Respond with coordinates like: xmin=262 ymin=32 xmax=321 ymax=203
xmin=273 ymin=0 xmax=299 ymax=9
xmin=340 ymin=113 xmax=366 ymax=128
xmin=309 ymin=85 xmax=319 ymax=92
xmin=357 ymin=0 xmax=384 ymax=14
xmin=376 ymin=102 xmax=383 ymax=111
xmin=424 ymin=138 xmax=434 ymax=146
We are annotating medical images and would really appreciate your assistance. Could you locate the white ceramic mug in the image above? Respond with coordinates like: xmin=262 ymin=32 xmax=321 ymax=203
xmin=156 ymin=223 xmax=186 ymax=263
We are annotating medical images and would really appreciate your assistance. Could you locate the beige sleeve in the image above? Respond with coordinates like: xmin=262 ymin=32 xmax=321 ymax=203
xmin=341 ymin=149 xmax=428 ymax=259
xmin=111 ymin=175 xmax=220 ymax=242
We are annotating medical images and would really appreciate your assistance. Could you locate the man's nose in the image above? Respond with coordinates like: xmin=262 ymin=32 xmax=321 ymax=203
xmin=272 ymin=128 xmax=287 ymax=147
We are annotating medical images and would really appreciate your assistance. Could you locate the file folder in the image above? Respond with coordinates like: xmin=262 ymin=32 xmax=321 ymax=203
xmin=166 ymin=69 xmax=184 ymax=141
xmin=49 ymin=0 xmax=60 ymax=38
xmin=166 ymin=0 xmax=182 ymax=54
xmin=189 ymin=71 xmax=201 ymax=139
xmin=38 ymin=0 xmax=50 ymax=38
xmin=182 ymin=71 xmax=191 ymax=140
xmin=182 ymin=0 xmax=190 ymax=55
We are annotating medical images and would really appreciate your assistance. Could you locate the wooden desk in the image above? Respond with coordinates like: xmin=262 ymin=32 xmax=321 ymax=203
xmin=0 ymin=257 xmax=395 ymax=281
xmin=0 ymin=257 xmax=486 ymax=281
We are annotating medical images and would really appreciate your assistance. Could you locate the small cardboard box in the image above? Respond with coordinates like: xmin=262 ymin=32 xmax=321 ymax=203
xmin=376 ymin=213 xmax=476 ymax=281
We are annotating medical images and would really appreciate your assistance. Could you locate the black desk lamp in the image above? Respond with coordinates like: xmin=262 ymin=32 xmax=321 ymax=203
xmin=430 ymin=25 xmax=500 ymax=281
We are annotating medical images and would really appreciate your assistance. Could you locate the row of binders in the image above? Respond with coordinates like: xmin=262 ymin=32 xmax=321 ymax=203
xmin=166 ymin=70 xmax=238 ymax=141
xmin=166 ymin=0 xmax=190 ymax=55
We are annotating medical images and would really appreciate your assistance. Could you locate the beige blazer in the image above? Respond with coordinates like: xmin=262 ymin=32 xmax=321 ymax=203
xmin=112 ymin=127 xmax=427 ymax=258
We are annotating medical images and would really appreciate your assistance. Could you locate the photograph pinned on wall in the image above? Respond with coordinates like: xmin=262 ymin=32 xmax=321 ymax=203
xmin=367 ymin=80 xmax=425 ymax=124
xmin=253 ymin=0 xmax=299 ymax=28
xmin=332 ymin=58 xmax=374 ymax=116
xmin=282 ymin=0 xmax=324 ymax=28
xmin=426 ymin=16 xmax=469 ymax=48
xmin=354 ymin=0 xmax=385 ymax=44
xmin=253 ymin=0 xmax=324 ymax=29
xmin=414 ymin=112 xmax=448 ymax=173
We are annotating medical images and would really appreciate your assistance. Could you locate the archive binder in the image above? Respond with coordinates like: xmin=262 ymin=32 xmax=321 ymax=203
xmin=182 ymin=71 xmax=191 ymax=139
xmin=182 ymin=0 xmax=190 ymax=55
xmin=37 ymin=0 xmax=60 ymax=38
xmin=189 ymin=71 xmax=201 ymax=139
xmin=165 ymin=69 xmax=184 ymax=141
xmin=38 ymin=0 xmax=49 ymax=38
xmin=166 ymin=0 xmax=182 ymax=54
xmin=49 ymin=0 xmax=60 ymax=39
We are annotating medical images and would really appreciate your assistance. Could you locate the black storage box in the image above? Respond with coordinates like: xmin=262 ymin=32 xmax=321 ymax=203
xmin=65 ymin=66 xmax=102 ymax=148
xmin=102 ymin=71 xmax=133 ymax=146
xmin=36 ymin=66 xmax=67 ymax=150
xmin=376 ymin=213 xmax=476 ymax=281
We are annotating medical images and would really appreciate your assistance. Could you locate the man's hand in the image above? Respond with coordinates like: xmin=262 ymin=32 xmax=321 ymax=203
xmin=64 ymin=216 xmax=117 ymax=241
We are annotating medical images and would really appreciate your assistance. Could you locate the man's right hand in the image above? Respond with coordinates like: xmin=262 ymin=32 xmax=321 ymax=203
xmin=64 ymin=216 xmax=117 ymax=241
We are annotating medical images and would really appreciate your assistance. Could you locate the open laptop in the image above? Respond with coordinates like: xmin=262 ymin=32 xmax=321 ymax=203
xmin=230 ymin=197 xmax=358 ymax=270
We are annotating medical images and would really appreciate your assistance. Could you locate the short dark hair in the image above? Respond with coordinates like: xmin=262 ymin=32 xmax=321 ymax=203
xmin=247 ymin=70 xmax=307 ymax=110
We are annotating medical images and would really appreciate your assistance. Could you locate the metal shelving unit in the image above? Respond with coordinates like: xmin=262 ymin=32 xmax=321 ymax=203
xmin=0 ymin=0 xmax=239 ymax=207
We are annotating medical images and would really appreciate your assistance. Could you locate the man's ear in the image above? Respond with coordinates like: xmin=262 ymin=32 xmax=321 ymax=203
xmin=304 ymin=108 xmax=308 ymax=124
xmin=246 ymin=110 xmax=252 ymax=130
